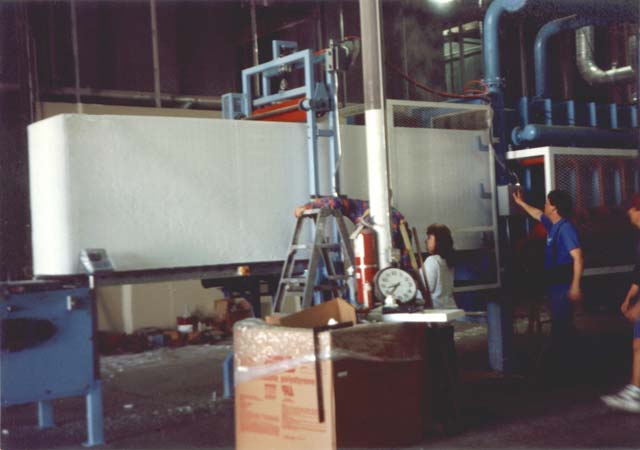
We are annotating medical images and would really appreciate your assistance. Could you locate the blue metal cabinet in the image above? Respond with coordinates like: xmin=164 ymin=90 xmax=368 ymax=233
xmin=0 ymin=284 xmax=104 ymax=446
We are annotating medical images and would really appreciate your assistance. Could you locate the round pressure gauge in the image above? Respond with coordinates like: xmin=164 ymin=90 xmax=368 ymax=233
xmin=374 ymin=267 xmax=417 ymax=303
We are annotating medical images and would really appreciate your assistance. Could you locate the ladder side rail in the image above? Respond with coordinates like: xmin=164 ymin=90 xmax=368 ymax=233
xmin=302 ymin=213 xmax=329 ymax=308
xmin=283 ymin=216 xmax=308 ymax=279
xmin=303 ymin=247 xmax=322 ymax=309
xmin=273 ymin=215 xmax=308 ymax=312
xmin=335 ymin=213 xmax=356 ymax=268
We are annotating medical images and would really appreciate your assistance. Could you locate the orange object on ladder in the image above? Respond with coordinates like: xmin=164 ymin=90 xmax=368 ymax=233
xmin=250 ymin=97 xmax=306 ymax=122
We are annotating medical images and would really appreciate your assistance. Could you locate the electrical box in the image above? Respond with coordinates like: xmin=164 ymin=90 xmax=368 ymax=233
xmin=79 ymin=248 xmax=114 ymax=274
xmin=497 ymin=184 xmax=522 ymax=216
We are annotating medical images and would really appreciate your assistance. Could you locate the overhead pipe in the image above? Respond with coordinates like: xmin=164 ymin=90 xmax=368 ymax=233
xmin=483 ymin=0 xmax=528 ymax=94
xmin=532 ymin=15 xmax=605 ymax=127
xmin=534 ymin=15 xmax=605 ymax=99
xmin=483 ymin=0 xmax=527 ymax=183
xmin=511 ymin=124 xmax=638 ymax=148
xmin=576 ymin=26 xmax=636 ymax=86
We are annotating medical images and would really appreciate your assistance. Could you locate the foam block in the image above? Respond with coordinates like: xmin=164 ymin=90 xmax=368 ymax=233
xmin=28 ymin=115 xmax=318 ymax=275
xmin=28 ymin=114 xmax=493 ymax=276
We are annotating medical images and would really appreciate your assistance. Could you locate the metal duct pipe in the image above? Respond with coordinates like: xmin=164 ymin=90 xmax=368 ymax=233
xmin=511 ymin=124 xmax=638 ymax=148
xmin=359 ymin=0 xmax=393 ymax=270
xmin=534 ymin=15 xmax=600 ymax=99
xmin=576 ymin=26 xmax=636 ymax=86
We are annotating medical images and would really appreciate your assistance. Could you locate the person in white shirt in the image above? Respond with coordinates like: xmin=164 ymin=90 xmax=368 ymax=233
xmin=423 ymin=224 xmax=457 ymax=309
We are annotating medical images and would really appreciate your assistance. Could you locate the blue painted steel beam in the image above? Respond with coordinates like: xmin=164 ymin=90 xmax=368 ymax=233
xmin=588 ymin=102 xmax=598 ymax=127
xmin=271 ymin=40 xmax=297 ymax=59
xmin=84 ymin=381 xmax=105 ymax=447
xmin=242 ymin=49 xmax=314 ymax=78
xmin=487 ymin=301 xmax=513 ymax=372
xmin=609 ymin=103 xmax=619 ymax=129
xmin=543 ymin=98 xmax=552 ymax=125
xmin=512 ymin=124 xmax=639 ymax=148
xmin=518 ymin=97 xmax=529 ymax=126
xmin=566 ymin=100 xmax=576 ymax=126
xmin=38 ymin=400 xmax=54 ymax=428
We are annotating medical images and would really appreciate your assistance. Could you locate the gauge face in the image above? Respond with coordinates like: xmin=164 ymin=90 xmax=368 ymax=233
xmin=374 ymin=267 xmax=417 ymax=303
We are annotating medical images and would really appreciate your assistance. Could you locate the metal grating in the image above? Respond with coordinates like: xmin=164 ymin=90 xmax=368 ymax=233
xmin=391 ymin=104 xmax=488 ymax=130
xmin=554 ymin=155 xmax=639 ymax=210
xmin=386 ymin=100 xmax=500 ymax=290
xmin=554 ymin=154 xmax=639 ymax=268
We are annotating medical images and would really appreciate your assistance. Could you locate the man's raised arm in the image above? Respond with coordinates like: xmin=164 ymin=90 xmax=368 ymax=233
xmin=513 ymin=190 xmax=543 ymax=221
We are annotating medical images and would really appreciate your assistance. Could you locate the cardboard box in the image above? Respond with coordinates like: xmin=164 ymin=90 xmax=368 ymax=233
xmin=234 ymin=299 xmax=425 ymax=450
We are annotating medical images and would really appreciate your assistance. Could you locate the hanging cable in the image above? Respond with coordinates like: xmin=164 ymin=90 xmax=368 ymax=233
xmin=387 ymin=63 xmax=490 ymax=101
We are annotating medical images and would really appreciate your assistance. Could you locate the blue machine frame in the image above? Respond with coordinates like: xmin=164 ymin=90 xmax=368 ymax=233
xmin=223 ymin=40 xmax=342 ymax=198
xmin=0 ymin=283 xmax=104 ymax=447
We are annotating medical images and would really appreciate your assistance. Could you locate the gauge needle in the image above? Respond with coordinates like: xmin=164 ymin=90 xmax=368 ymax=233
xmin=389 ymin=282 xmax=400 ymax=294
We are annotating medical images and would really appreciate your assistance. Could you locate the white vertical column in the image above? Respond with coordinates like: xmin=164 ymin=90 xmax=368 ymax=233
xmin=359 ymin=0 xmax=392 ymax=269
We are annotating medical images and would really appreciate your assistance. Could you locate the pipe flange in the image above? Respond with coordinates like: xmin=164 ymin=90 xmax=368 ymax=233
xmin=483 ymin=77 xmax=506 ymax=91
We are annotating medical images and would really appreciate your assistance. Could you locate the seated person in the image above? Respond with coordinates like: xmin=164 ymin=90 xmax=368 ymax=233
xmin=422 ymin=224 xmax=457 ymax=309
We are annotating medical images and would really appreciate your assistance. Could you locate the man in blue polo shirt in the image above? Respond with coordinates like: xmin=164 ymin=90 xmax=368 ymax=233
xmin=601 ymin=193 xmax=640 ymax=412
xmin=512 ymin=189 xmax=584 ymax=341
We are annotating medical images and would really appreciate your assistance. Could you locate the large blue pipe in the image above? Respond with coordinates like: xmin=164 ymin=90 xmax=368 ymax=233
xmin=483 ymin=0 xmax=528 ymax=94
xmin=511 ymin=124 xmax=639 ymax=148
xmin=483 ymin=0 xmax=528 ymax=185
xmin=534 ymin=15 xmax=619 ymax=99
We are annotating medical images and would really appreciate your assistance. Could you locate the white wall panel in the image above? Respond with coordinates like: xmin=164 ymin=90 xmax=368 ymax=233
xmin=392 ymin=129 xmax=493 ymax=232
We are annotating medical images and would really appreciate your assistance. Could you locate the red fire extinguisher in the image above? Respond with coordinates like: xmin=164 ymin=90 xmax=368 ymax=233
xmin=353 ymin=227 xmax=378 ymax=309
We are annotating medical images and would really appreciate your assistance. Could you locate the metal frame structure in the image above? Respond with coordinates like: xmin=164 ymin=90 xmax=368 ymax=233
xmin=385 ymin=99 xmax=501 ymax=293
xmin=223 ymin=40 xmax=341 ymax=198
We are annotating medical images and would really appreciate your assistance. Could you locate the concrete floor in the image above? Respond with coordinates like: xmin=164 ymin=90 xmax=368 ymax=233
xmin=2 ymin=310 xmax=639 ymax=450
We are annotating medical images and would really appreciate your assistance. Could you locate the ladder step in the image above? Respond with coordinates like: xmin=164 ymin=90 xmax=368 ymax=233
xmin=313 ymin=283 xmax=344 ymax=291
xmin=319 ymin=243 xmax=341 ymax=250
xmin=326 ymin=275 xmax=350 ymax=281
xmin=317 ymin=130 xmax=334 ymax=137
xmin=281 ymin=277 xmax=307 ymax=285
xmin=286 ymin=285 xmax=305 ymax=293
xmin=274 ymin=208 xmax=355 ymax=313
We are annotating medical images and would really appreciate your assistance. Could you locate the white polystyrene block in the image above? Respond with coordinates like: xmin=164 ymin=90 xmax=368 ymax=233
xmin=28 ymin=113 xmax=494 ymax=276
